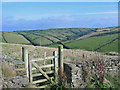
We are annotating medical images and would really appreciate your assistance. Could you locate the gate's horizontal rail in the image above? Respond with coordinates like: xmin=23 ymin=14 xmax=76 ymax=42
xmin=15 ymin=68 xmax=26 ymax=71
xmin=32 ymin=70 xmax=54 ymax=77
xmin=37 ymin=84 xmax=51 ymax=88
xmin=32 ymin=79 xmax=48 ymax=84
xmin=12 ymin=62 xmax=25 ymax=65
xmin=32 ymin=64 xmax=54 ymax=70
xmin=31 ymin=56 xmax=55 ymax=62
xmin=32 ymin=77 xmax=54 ymax=84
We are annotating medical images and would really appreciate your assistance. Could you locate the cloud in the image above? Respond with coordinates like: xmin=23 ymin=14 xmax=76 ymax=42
xmin=2 ymin=15 xmax=74 ymax=31
xmin=2 ymin=15 xmax=118 ymax=31
xmin=86 ymin=11 xmax=118 ymax=15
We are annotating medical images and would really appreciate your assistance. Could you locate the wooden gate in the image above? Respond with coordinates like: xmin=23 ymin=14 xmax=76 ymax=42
xmin=28 ymin=51 xmax=58 ymax=88
xmin=22 ymin=45 xmax=63 ymax=88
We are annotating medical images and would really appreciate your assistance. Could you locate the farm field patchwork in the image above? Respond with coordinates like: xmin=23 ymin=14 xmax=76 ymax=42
xmin=48 ymin=44 xmax=62 ymax=48
xmin=64 ymin=34 xmax=118 ymax=52
xmin=98 ymin=40 xmax=119 ymax=52
xmin=2 ymin=32 xmax=31 ymax=44
xmin=15 ymin=28 xmax=97 ymax=45
xmin=1 ymin=27 xmax=119 ymax=53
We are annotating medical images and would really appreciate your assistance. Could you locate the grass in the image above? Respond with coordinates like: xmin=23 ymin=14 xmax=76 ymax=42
xmin=1 ymin=27 xmax=119 ymax=53
xmin=2 ymin=32 xmax=31 ymax=44
xmin=64 ymin=34 xmax=118 ymax=52
xmin=48 ymin=44 xmax=62 ymax=48
xmin=1 ymin=43 xmax=119 ymax=88
xmin=98 ymin=40 xmax=119 ymax=52
xmin=2 ymin=61 xmax=16 ymax=77
xmin=105 ymin=74 xmax=120 ymax=88
xmin=19 ymin=32 xmax=53 ymax=45
xmin=1 ymin=43 xmax=102 ymax=62
xmin=15 ymin=28 xmax=97 ymax=45
xmin=2 ymin=44 xmax=24 ymax=60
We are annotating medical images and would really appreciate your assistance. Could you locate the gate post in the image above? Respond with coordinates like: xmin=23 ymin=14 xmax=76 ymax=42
xmin=28 ymin=54 xmax=32 ymax=84
xmin=22 ymin=47 xmax=29 ymax=78
xmin=58 ymin=45 xmax=63 ymax=85
xmin=44 ymin=52 xmax=46 ymax=65
xmin=53 ymin=51 xmax=58 ymax=82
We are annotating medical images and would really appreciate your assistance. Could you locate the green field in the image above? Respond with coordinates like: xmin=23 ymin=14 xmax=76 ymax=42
xmin=48 ymin=44 xmax=62 ymax=48
xmin=15 ymin=28 xmax=97 ymax=45
xmin=1 ymin=27 xmax=119 ymax=53
xmin=105 ymin=74 xmax=120 ymax=88
xmin=64 ymin=34 xmax=118 ymax=51
xmin=2 ymin=32 xmax=31 ymax=44
xmin=98 ymin=40 xmax=119 ymax=52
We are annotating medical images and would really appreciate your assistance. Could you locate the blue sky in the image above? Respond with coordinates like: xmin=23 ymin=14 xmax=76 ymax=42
xmin=2 ymin=2 xmax=118 ymax=31
xmin=2 ymin=0 xmax=119 ymax=2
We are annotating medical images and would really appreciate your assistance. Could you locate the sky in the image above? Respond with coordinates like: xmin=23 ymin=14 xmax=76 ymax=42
xmin=2 ymin=0 xmax=120 ymax=2
xmin=2 ymin=2 xmax=118 ymax=31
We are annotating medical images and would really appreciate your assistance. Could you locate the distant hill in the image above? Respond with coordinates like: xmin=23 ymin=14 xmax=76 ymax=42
xmin=1 ymin=27 xmax=119 ymax=52
xmin=2 ymin=32 xmax=31 ymax=44
xmin=49 ymin=27 xmax=119 ymax=52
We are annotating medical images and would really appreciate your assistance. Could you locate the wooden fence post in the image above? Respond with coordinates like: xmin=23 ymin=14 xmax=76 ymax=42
xmin=28 ymin=54 xmax=32 ymax=84
xmin=58 ymin=45 xmax=63 ymax=85
xmin=53 ymin=51 xmax=58 ymax=82
xmin=22 ymin=47 xmax=29 ymax=78
xmin=44 ymin=52 xmax=46 ymax=65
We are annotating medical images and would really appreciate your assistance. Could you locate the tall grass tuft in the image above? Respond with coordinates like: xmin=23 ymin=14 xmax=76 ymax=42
xmin=2 ymin=61 xmax=16 ymax=77
xmin=51 ymin=71 xmax=70 ymax=89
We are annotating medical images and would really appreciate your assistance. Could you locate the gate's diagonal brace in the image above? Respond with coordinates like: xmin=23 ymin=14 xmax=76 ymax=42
xmin=32 ymin=62 xmax=54 ymax=84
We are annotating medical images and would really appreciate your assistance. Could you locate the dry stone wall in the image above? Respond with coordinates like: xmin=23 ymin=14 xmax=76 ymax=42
xmin=2 ymin=75 xmax=29 ymax=88
xmin=64 ymin=62 xmax=86 ymax=88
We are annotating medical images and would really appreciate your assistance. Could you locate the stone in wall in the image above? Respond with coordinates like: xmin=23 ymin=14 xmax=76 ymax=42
xmin=2 ymin=75 xmax=29 ymax=88
xmin=64 ymin=62 xmax=86 ymax=88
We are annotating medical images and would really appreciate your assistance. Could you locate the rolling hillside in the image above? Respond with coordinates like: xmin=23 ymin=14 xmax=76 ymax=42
xmin=1 ymin=27 xmax=119 ymax=53
xmin=2 ymin=32 xmax=31 ymax=44
xmin=64 ymin=33 xmax=118 ymax=51
xmin=98 ymin=40 xmax=119 ymax=52
xmin=49 ymin=27 xmax=119 ymax=52
xmin=15 ymin=28 xmax=97 ymax=46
